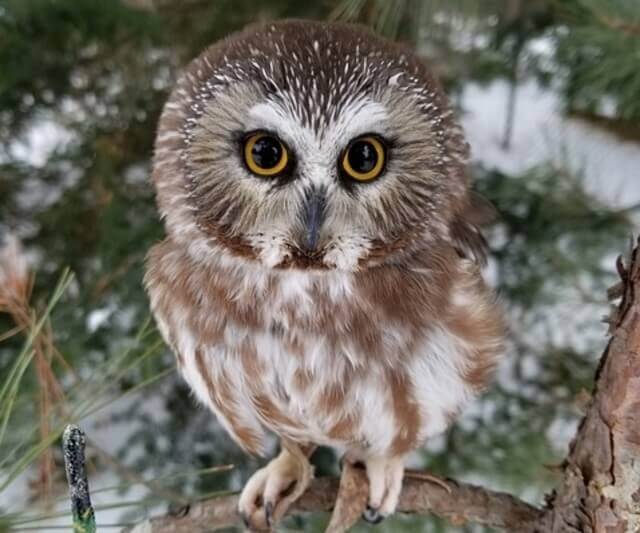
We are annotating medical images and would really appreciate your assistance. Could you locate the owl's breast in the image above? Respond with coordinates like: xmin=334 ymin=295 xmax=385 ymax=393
xmin=176 ymin=319 xmax=413 ymax=456
xmin=146 ymin=240 xmax=504 ymax=457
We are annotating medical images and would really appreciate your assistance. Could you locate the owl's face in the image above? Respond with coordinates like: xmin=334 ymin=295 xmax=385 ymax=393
xmin=154 ymin=21 xmax=471 ymax=271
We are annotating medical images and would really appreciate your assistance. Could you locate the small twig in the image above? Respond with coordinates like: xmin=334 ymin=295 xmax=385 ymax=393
xmin=63 ymin=425 xmax=96 ymax=533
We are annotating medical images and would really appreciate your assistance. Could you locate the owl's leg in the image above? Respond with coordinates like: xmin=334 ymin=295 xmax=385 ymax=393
xmin=238 ymin=440 xmax=315 ymax=531
xmin=361 ymin=455 xmax=405 ymax=524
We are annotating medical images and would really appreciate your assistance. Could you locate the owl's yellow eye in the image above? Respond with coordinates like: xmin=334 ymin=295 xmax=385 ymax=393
xmin=243 ymin=133 xmax=288 ymax=177
xmin=341 ymin=136 xmax=386 ymax=182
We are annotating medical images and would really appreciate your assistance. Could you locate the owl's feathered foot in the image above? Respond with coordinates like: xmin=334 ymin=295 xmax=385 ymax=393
xmin=360 ymin=455 xmax=405 ymax=524
xmin=238 ymin=441 xmax=314 ymax=531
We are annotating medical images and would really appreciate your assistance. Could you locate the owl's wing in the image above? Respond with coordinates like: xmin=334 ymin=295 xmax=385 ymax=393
xmin=450 ymin=191 xmax=495 ymax=265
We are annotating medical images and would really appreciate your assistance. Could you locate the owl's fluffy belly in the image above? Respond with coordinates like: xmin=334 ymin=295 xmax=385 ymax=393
xmin=146 ymin=240 xmax=504 ymax=458
xmin=174 ymin=318 xmax=480 ymax=458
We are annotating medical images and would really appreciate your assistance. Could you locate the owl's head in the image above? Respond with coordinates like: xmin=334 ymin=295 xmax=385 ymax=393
xmin=153 ymin=20 xmax=483 ymax=272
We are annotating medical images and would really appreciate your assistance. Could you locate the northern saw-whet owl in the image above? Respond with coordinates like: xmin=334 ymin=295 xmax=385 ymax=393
xmin=145 ymin=20 xmax=505 ymax=530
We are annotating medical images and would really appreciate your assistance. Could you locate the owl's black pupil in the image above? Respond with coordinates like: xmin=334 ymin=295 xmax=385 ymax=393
xmin=251 ymin=136 xmax=282 ymax=169
xmin=347 ymin=140 xmax=377 ymax=174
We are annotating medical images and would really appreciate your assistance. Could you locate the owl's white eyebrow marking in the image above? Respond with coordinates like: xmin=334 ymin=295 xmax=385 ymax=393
xmin=246 ymin=98 xmax=390 ymax=145
xmin=337 ymin=99 xmax=389 ymax=139
xmin=247 ymin=102 xmax=312 ymax=146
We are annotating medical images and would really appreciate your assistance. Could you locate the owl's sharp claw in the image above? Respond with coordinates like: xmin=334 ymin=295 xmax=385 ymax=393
xmin=239 ymin=510 xmax=251 ymax=529
xmin=362 ymin=505 xmax=386 ymax=524
xmin=264 ymin=501 xmax=274 ymax=528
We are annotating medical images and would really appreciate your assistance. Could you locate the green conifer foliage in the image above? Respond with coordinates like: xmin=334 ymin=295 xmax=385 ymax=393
xmin=555 ymin=0 xmax=640 ymax=123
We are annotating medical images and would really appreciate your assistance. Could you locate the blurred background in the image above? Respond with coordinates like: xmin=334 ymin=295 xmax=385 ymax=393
xmin=1 ymin=0 xmax=639 ymax=531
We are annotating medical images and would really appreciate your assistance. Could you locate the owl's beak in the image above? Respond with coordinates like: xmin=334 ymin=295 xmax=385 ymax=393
xmin=301 ymin=186 xmax=326 ymax=253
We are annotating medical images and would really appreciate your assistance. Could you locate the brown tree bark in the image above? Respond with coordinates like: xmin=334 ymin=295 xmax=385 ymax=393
xmin=126 ymin=238 xmax=640 ymax=533
xmin=541 ymin=244 xmax=640 ymax=531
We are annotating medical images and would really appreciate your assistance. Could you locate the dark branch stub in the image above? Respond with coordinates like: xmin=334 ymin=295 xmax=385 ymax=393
xmin=62 ymin=424 xmax=96 ymax=533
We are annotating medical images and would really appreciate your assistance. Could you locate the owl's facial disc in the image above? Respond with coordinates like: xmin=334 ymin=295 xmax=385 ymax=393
xmin=186 ymin=87 xmax=447 ymax=272
xmin=229 ymin=98 xmax=398 ymax=271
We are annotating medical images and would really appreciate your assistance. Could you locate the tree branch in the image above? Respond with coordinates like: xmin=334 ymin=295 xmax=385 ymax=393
xmin=125 ymin=470 xmax=543 ymax=532
xmin=126 ymin=237 xmax=640 ymax=532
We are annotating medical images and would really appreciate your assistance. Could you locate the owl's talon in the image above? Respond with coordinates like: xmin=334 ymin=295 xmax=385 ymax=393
xmin=239 ymin=510 xmax=251 ymax=529
xmin=238 ymin=444 xmax=313 ymax=531
xmin=364 ymin=455 xmax=405 ymax=519
xmin=264 ymin=501 xmax=274 ymax=527
xmin=362 ymin=505 xmax=386 ymax=524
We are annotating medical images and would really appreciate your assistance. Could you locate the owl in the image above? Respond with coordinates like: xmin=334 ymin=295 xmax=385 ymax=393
xmin=145 ymin=20 xmax=504 ymax=530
